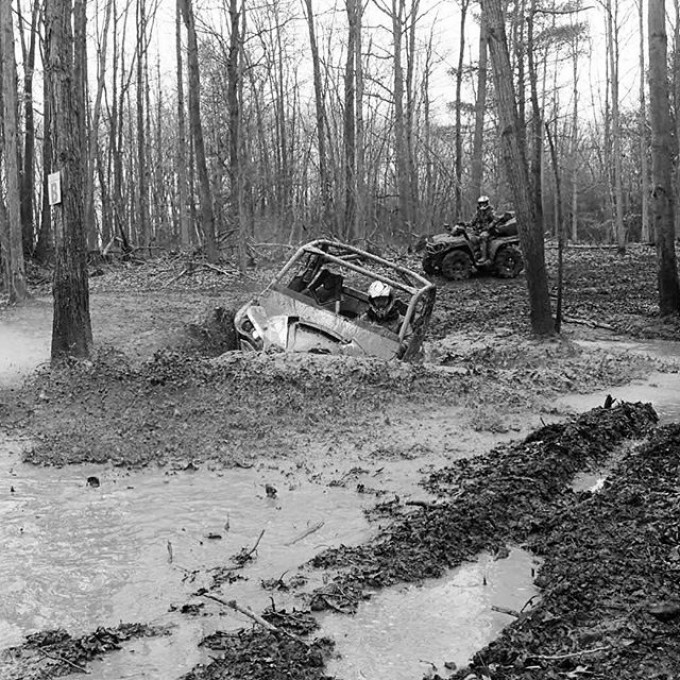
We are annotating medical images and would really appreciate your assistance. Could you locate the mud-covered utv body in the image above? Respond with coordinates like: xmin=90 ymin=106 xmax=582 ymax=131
xmin=234 ymin=240 xmax=436 ymax=361
xmin=422 ymin=212 xmax=524 ymax=281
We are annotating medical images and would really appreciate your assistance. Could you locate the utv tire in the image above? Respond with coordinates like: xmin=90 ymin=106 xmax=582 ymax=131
xmin=422 ymin=256 xmax=437 ymax=276
xmin=494 ymin=246 xmax=524 ymax=279
xmin=441 ymin=250 xmax=473 ymax=280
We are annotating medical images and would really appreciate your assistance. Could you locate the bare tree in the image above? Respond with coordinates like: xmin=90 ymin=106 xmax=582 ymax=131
xmin=17 ymin=0 xmax=41 ymax=258
xmin=604 ymin=0 xmax=625 ymax=251
xmin=0 ymin=0 xmax=28 ymax=302
xmin=454 ymin=0 xmax=470 ymax=221
xmin=484 ymin=0 xmax=553 ymax=335
xmin=175 ymin=0 xmax=190 ymax=250
xmin=470 ymin=8 xmax=488 ymax=208
xmin=46 ymin=0 xmax=93 ymax=359
xmin=302 ymin=0 xmax=330 ymax=229
xmin=344 ymin=0 xmax=358 ymax=240
xmin=648 ymin=0 xmax=680 ymax=314
xmin=637 ymin=0 xmax=649 ymax=243
xmin=181 ymin=0 xmax=218 ymax=262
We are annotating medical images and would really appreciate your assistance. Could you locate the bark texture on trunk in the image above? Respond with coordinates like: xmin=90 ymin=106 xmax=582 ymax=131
xmin=1 ymin=0 xmax=28 ymax=302
xmin=47 ymin=0 xmax=93 ymax=359
xmin=181 ymin=0 xmax=218 ymax=263
xmin=485 ymin=0 xmax=554 ymax=335
xmin=648 ymin=0 xmax=680 ymax=314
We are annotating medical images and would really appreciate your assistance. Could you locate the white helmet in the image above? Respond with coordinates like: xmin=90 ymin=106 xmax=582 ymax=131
xmin=367 ymin=281 xmax=395 ymax=319
xmin=478 ymin=195 xmax=490 ymax=206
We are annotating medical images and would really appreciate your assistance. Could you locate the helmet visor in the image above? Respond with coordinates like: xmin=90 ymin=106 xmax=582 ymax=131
xmin=371 ymin=295 xmax=392 ymax=310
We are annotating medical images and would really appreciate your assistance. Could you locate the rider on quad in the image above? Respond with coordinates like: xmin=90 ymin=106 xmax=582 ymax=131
xmin=468 ymin=195 xmax=497 ymax=265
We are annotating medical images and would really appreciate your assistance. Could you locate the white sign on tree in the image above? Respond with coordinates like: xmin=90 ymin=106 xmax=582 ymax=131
xmin=48 ymin=171 xmax=62 ymax=205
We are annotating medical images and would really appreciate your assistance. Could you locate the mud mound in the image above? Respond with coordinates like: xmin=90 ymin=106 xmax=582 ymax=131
xmin=457 ymin=423 xmax=680 ymax=679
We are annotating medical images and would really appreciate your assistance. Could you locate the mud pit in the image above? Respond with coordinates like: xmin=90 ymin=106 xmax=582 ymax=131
xmin=2 ymin=249 xmax=680 ymax=679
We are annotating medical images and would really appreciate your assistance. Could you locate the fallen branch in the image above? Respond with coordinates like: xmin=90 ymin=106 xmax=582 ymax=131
xmin=39 ymin=650 xmax=91 ymax=674
xmin=491 ymin=605 xmax=521 ymax=617
xmin=285 ymin=521 xmax=325 ymax=546
xmin=562 ymin=316 xmax=614 ymax=331
xmin=405 ymin=500 xmax=444 ymax=509
xmin=202 ymin=262 xmax=239 ymax=277
xmin=201 ymin=594 xmax=309 ymax=647
xmin=533 ymin=645 xmax=610 ymax=661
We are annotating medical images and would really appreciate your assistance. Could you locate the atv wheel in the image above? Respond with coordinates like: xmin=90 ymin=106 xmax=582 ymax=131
xmin=441 ymin=250 xmax=473 ymax=280
xmin=422 ymin=256 xmax=437 ymax=276
xmin=494 ymin=246 xmax=524 ymax=278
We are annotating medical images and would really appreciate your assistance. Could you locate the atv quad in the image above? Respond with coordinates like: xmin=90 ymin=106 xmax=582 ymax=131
xmin=421 ymin=212 xmax=524 ymax=281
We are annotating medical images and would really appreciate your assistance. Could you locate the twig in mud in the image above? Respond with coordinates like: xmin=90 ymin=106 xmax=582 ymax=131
xmin=248 ymin=529 xmax=266 ymax=556
xmin=39 ymin=650 xmax=91 ymax=674
xmin=405 ymin=500 xmax=443 ymax=509
xmin=232 ymin=529 xmax=266 ymax=566
xmin=491 ymin=605 xmax=521 ymax=617
xmin=521 ymin=594 xmax=540 ymax=612
xmin=285 ymin=521 xmax=325 ymax=546
xmin=533 ymin=645 xmax=610 ymax=660
xmin=201 ymin=593 xmax=309 ymax=647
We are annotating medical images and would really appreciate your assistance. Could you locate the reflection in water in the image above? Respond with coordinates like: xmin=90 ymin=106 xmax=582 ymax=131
xmin=319 ymin=550 xmax=539 ymax=680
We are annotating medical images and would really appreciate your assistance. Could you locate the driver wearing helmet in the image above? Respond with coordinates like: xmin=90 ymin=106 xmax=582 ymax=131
xmin=361 ymin=281 xmax=407 ymax=336
xmin=469 ymin=195 xmax=497 ymax=264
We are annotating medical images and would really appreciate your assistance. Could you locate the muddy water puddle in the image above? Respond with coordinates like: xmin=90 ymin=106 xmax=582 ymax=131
xmin=0 ymin=302 xmax=51 ymax=386
xmin=320 ymin=549 xmax=538 ymax=680
xmin=0 ymin=437 xmax=541 ymax=679
xmin=0 ymin=441 xmax=375 ymax=677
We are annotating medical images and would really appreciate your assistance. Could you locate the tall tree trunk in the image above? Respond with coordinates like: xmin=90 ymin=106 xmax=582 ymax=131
xmin=648 ymin=0 xmax=680 ymax=314
xmin=454 ymin=0 xmax=469 ymax=221
xmin=354 ymin=0 xmax=365 ymax=241
xmin=391 ymin=0 xmax=413 ymax=235
xmin=46 ymin=0 xmax=93 ymax=359
xmin=181 ymin=0 xmax=218 ymax=262
xmin=302 ymin=0 xmax=330 ymax=230
xmin=85 ymin=0 xmax=113 ymax=252
xmin=0 ymin=0 xmax=28 ymax=301
xmin=605 ymin=0 xmax=625 ymax=252
xmin=227 ymin=0 xmax=247 ymax=271
xmin=344 ymin=0 xmax=357 ymax=240
xmin=34 ymin=70 xmax=53 ymax=264
xmin=175 ymin=0 xmax=189 ymax=250
xmin=405 ymin=0 xmax=420 ymax=235
xmin=136 ymin=0 xmax=149 ymax=252
xmin=569 ymin=8 xmax=580 ymax=243
xmin=484 ymin=0 xmax=553 ymax=335
xmin=638 ymin=0 xmax=650 ymax=243
xmin=526 ymin=0 xmax=544 ymax=235
xmin=17 ymin=0 xmax=40 ymax=258
xmin=470 ymin=10 xmax=488 ymax=208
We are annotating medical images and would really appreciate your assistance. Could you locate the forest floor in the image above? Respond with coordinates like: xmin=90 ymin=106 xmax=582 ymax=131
xmin=1 ymin=242 xmax=680 ymax=679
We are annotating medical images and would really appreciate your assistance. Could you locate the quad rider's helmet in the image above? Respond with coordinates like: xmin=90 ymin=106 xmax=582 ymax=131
xmin=367 ymin=280 xmax=396 ymax=320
